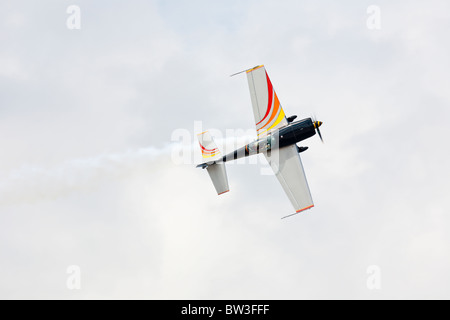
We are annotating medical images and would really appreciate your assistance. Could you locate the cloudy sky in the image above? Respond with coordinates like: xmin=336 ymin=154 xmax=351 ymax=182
xmin=1 ymin=0 xmax=449 ymax=299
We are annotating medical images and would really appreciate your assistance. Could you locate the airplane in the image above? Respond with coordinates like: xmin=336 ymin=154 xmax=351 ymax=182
xmin=196 ymin=65 xmax=324 ymax=218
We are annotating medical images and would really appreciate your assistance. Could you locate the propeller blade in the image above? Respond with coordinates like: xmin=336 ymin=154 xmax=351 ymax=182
xmin=317 ymin=126 xmax=324 ymax=143
xmin=313 ymin=119 xmax=324 ymax=143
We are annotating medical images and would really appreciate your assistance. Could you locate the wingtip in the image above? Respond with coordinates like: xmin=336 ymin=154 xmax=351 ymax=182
xmin=281 ymin=205 xmax=314 ymax=219
xmin=230 ymin=65 xmax=264 ymax=77
xmin=296 ymin=205 xmax=314 ymax=213
xmin=246 ymin=65 xmax=264 ymax=73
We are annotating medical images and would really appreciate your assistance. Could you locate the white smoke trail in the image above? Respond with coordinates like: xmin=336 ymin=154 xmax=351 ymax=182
xmin=0 ymin=134 xmax=264 ymax=206
xmin=0 ymin=145 xmax=173 ymax=206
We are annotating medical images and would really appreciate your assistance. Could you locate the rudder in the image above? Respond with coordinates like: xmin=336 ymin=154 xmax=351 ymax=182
xmin=197 ymin=131 xmax=229 ymax=195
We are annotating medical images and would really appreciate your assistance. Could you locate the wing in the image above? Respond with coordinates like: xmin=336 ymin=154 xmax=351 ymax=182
xmin=246 ymin=65 xmax=289 ymax=138
xmin=264 ymin=144 xmax=314 ymax=215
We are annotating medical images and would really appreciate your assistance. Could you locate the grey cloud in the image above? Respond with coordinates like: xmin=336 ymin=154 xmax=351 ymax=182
xmin=1 ymin=0 xmax=450 ymax=299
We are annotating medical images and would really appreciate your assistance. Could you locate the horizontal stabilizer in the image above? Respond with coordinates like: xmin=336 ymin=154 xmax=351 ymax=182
xmin=206 ymin=162 xmax=229 ymax=195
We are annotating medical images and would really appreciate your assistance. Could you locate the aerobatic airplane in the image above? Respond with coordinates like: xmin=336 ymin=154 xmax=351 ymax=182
xmin=196 ymin=65 xmax=324 ymax=218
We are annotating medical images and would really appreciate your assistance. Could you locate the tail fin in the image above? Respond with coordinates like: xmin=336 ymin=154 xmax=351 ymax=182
xmin=197 ymin=131 xmax=222 ymax=162
xmin=197 ymin=131 xmax=229 ymax=195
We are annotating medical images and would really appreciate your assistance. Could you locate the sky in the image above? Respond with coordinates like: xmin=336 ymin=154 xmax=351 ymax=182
xmin=1 ymin=0 xmax=449 ymax=299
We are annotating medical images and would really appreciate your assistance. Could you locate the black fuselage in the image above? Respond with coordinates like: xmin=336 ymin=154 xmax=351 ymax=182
xmin=277 ymin=118 xmax=316 ymax=148
xmin=222 ymin=118 xmax=316 ymax=162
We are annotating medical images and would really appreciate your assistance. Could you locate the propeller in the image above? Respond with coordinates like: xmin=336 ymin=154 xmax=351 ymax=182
xmin=312 ymin=115 xmax=324 ymax=143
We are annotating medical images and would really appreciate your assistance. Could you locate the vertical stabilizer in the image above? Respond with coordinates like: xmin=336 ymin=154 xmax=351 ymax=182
xmin=197 ymin=131 xmax=229 ymax=195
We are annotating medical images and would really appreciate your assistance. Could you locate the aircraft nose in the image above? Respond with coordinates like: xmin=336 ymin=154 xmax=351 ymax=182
xmin=314 ymin=121 xmax=323 ymax=128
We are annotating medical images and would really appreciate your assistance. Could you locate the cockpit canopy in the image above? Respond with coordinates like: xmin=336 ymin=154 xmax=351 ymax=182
xmin=247 ymin=135 xmax=276 ymax=153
